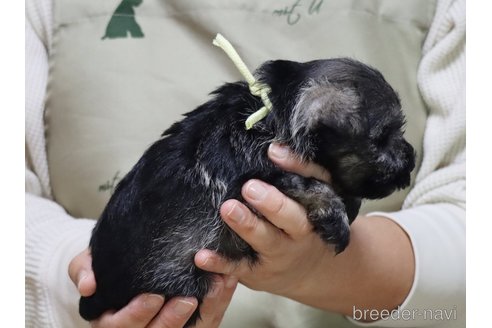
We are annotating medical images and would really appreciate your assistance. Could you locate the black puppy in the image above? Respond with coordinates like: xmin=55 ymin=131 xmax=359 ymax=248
xmin=79 ymin=58 xmax=415 ymax=326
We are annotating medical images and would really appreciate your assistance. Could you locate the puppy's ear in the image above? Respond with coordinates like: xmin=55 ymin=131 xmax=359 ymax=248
xmin=291 ymin=80 xmax=363 ymax=137
xmin=256 ymin=60 xmax=307 ymax=88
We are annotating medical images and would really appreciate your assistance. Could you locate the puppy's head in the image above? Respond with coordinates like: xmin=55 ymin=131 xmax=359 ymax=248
xmin=258 ymin=58 xmax=416 ymax=199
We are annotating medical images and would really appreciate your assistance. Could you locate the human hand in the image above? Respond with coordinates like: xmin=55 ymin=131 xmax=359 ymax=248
xmin=195 ymin=143 xmax=415 ymax=317
xmin=195 ymin=143 xmax=334 ymax=298
xmin=69 ymin=248 xmax=238 ymax=328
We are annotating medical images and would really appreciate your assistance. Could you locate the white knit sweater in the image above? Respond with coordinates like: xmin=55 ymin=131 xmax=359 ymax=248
xmin=25 ymin=0 xmax=466 ymax=327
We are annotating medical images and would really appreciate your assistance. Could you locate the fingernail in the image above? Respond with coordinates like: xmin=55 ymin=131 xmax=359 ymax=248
xmin=269 ymin=143 xmax=290 ymax=159
xmin=77 ymin=270 xmax=88 ymax=289
xmin=143 ymin=294 xmax=164 ymax=310
xmin=227 ymin=203 xmax=245 ymax=223
xmin=173 ymin=299 xmax=195 ymax=316
xmin=196 ymin=251 xmax=213 ymax=268
xmin=246 ymin=181 xmax=267 ymax=201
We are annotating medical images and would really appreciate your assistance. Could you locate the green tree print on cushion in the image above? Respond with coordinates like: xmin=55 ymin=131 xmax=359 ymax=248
xmin=102 ymin=0 xmax=145 ymax=39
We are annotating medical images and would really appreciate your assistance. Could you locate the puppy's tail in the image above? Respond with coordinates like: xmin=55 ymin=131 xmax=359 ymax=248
xmin=79 ymin=294 xmax=108 ymax=321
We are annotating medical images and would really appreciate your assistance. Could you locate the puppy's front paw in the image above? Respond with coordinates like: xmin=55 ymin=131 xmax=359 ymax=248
xmin=307 ymin=197 xmax=350 ymax=254
xmin=270 ymin=173 xmax=351 ymax=254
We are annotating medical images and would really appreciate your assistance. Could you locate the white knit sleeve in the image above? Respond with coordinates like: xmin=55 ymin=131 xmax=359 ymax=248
xmin=348 ymin=0 xmax=466 ymax=327
xmin=404 ymin=0 xmax=466 ymax=211
xmin=26 ymin=194 xmax=94 ymax=328
xmin=25 ymin=1 xmax=95 ymax=327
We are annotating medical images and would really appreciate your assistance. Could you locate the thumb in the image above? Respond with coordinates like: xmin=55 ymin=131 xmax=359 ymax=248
xmin=268 ymin=143 xmax=332 ymax=183
xmin=68 ymin=248 xmax=97 ymax=297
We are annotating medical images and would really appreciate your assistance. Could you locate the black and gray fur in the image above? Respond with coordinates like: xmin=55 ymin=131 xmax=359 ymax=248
xmin=79 ymin=58 xmax=415 ymax=326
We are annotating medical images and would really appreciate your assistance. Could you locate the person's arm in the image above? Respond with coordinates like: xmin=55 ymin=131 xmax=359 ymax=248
xmin=193 ymin=148 xmax=415 ymax=317
xmin=196 ymin=142 xmax=464 ymax=327
xmin=284 ymin=214 xmax=415 ymax=317
xmin=25 ymin=3 xmax=97 ymax=325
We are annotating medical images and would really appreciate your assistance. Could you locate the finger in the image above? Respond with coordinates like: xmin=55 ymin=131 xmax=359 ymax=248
xmin=68 ymin=248 xmax=96 ymax=297
xmin=268 ymin=143 xmax=332 ymax=183
xmin=219 ymin=199 xmax=284 ymax=252
xmin=198 ymin=275 xmax=238 ymax=327
xmin=195 ymin=249 xmax=247 ymax=277
xmin=241 ymin=180 xmax=312 ymax=239
xmin=93 ymin=294 xmax=164 ymax=328
xmin=147 ymin=297 xmax=197 ymax=328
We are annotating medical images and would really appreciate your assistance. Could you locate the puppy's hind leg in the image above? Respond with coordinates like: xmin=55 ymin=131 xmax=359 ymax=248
xmin=268 ymin=173 xmax=352 ymax=254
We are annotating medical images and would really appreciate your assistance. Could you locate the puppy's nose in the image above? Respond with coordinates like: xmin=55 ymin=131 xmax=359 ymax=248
xmin=392 ymin=141 xmax=415 ymax=189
